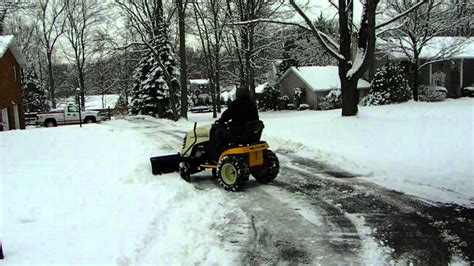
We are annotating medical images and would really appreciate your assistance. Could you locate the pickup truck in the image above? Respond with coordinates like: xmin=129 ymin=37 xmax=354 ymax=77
xmin=36 ymin=104 xmax=101 ymax=127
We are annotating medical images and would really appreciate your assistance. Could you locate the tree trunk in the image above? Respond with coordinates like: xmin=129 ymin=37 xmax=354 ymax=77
xmin=338 ymin=0 xmax=358 ymax=116
xmin=215 ymin=68 xmax=221 ymax=113
xmin=248 ymin=26 xmax=255 ymax=100
xmin=210 ymin=79 xmax=217 ymax=118
xmin=341 ymin=76 xmax=359 ymax=116
xmin=412 ymin=56 xmax=419 ymax=101
xmin=46 ymin=53 xmax=56 ymax=108
xmin=178 ymin=1 xmax=188 ymax=119
xmin=78 ymin=68 xmax=86 ymax=109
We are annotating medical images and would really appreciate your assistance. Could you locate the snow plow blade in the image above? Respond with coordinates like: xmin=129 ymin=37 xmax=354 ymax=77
xmin=150 ymin=153 xmax=180 ymax=175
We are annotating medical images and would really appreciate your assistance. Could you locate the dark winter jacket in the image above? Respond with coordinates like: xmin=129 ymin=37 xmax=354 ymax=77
xmin=217 ymin=89 xmax=259 ymax=134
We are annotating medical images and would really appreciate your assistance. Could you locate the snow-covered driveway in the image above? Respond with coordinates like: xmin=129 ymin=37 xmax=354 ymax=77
xmin=1 ymin=99 xmax=473 ymax=265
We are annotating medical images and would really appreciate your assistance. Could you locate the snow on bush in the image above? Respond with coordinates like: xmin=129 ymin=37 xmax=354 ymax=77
xmin=418 ymin=85 xmax=447 ymax=102
xmin=361 ymin=63 xmax=412 ymax=106
xmin=293 ymin=88 xmax=304 ymax=108
xmin=319 ymin=89 xmax=342 ymax=110
xmin=278 ymin=95 xmax=290 ymax=110
xmin=298 ymin=103 xmax=310 ymax=110
xmin=258 ymin=84 xmax=280 ymax=111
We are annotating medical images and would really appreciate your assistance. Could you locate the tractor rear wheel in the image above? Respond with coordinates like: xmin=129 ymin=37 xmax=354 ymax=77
xmin=217 ymin=155 xmax=249 ymax=192
xmin=251 ymin=150 xmax=279 ymax=183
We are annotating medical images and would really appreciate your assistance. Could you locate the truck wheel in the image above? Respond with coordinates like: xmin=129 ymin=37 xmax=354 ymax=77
xmin=44 ymin=119 xmax=57 ymax=127
xmin=251 ymin=150 xmax=279 ymax=184
xmin=84 ymin=117 xmax=95 ymax=123
xmin=217 ymin=155 xmax=249 ymax=192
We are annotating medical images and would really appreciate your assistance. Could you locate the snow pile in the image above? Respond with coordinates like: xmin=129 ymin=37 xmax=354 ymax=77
xmin=0 ymin=123 xmax=237 ymax=264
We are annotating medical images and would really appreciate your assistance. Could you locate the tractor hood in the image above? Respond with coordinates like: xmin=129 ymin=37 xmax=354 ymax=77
xmin=187 ymin=124 xmax=212 ymax=138
xmin=181 ymin=124 xmax=213 ymax=157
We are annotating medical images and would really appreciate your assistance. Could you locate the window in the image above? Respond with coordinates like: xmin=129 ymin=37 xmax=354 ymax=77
xmin=68 ymin=106 xmax=79 ymax=112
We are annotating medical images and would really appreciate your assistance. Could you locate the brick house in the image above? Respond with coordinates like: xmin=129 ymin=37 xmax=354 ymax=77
xmin=0 ymin=35 xmax=26 ymax=131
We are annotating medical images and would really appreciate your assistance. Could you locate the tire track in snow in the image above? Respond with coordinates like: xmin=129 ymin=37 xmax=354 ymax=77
xmin=277 ymin=153 xmax=474 ymax=264
xmin=225 ymin=185 xmax=361 ymax=264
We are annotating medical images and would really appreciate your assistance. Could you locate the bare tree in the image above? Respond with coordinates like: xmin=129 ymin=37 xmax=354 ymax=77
xmin=225 ymin=0 xmax=282 ymax=100
xmin=177 ymin=0 xmax=189 ymax=119
xmin=279 ymin=0 xmax=427 ymax=116
xmin=63 ymin=0 xmax=103 ymax=108
xmin=0 ymin=0 xmax=28 ymax=34
xmin=381 ymin=0 xmax=470 ymax=101
xmin=192 ymin=0 xmax=231 ymax=118
xmin=36 ymin=0 xmax=66 ymax=108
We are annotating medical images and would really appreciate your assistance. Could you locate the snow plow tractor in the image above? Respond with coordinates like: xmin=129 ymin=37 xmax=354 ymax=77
xmin=150 ymin=120 xmax=279 ymax=191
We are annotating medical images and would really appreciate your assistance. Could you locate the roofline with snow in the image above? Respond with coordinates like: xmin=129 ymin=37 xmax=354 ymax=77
xmin=278 ymin=66 xmax=317 ymax=91
xmin=0 ymin=35 xmax=27 ymax=67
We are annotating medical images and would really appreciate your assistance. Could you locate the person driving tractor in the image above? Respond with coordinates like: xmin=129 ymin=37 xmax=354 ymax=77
xmin=209 ymin=86 xmax=259 ymax=162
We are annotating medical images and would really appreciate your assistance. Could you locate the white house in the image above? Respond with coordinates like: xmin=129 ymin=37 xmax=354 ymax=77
xmin=278 ymin=66 xmax=371 ymax=109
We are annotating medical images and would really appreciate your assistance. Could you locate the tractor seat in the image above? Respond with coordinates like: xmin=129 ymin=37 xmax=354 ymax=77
xmin=232 ymin=120 xmax=265 ymax=145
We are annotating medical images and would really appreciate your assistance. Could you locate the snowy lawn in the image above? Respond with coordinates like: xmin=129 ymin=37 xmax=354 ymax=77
xmin=259 ymin=98 xmax=474 ymax=207
xmin=0 ymin=123 xmax=236 ymax=265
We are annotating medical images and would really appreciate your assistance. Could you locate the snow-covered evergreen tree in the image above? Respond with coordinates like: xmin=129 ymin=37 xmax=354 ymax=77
xmin=258 ymin=84 xmax=280 ymax=111
xmin=278 ymin=39 xmax=299 ymax=77
xmin=156 ymin=23 xmax=180 ymax=118
xmin=22 ymin=69 xmax=49 ymax=112
xmin=128 ymin=23 xmax=180 ymax=119
xmin=361 ymin=63 xmax=412 ymax=106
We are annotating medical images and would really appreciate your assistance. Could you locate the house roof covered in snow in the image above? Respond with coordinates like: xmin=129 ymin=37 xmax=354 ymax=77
xmin=280 ymin=66 xmax=371 ymax=92
xmin=0 ymin=35 xmax=27 ymax=67
xmin=380 ymin=37 xmax=474 ymax=60
xmin=189 ymin=79 xmax=209 ymax=85
xmin=255 ymin=82 xmax=268 ymax=94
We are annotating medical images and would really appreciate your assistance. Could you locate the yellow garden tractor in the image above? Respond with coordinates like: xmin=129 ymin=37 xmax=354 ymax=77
xmin=150 ymin=120 xmax=279 ymax=191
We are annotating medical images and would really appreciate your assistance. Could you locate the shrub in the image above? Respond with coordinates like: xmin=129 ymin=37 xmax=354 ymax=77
xmin=418 ymin=85 xmax=447 ymax=102
xmin=293 ymin=88 xmax=304 ymax=108
xmin=298 ymin=104 xmax=310 ymax=110
xmin=361 ymin=63 xmax=412 ymax=106
xmin=360 ymin=91 xmax=392 ymax=106
xmin=319 ymin=89 xmax=342 ymax=110
xmin=287 ymin=103 xmax=295 ymax=110
xmin=258 ymin=84 xmax=280 ymax=111
xmin=278 ymin=95 xmax=290 ymax=110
